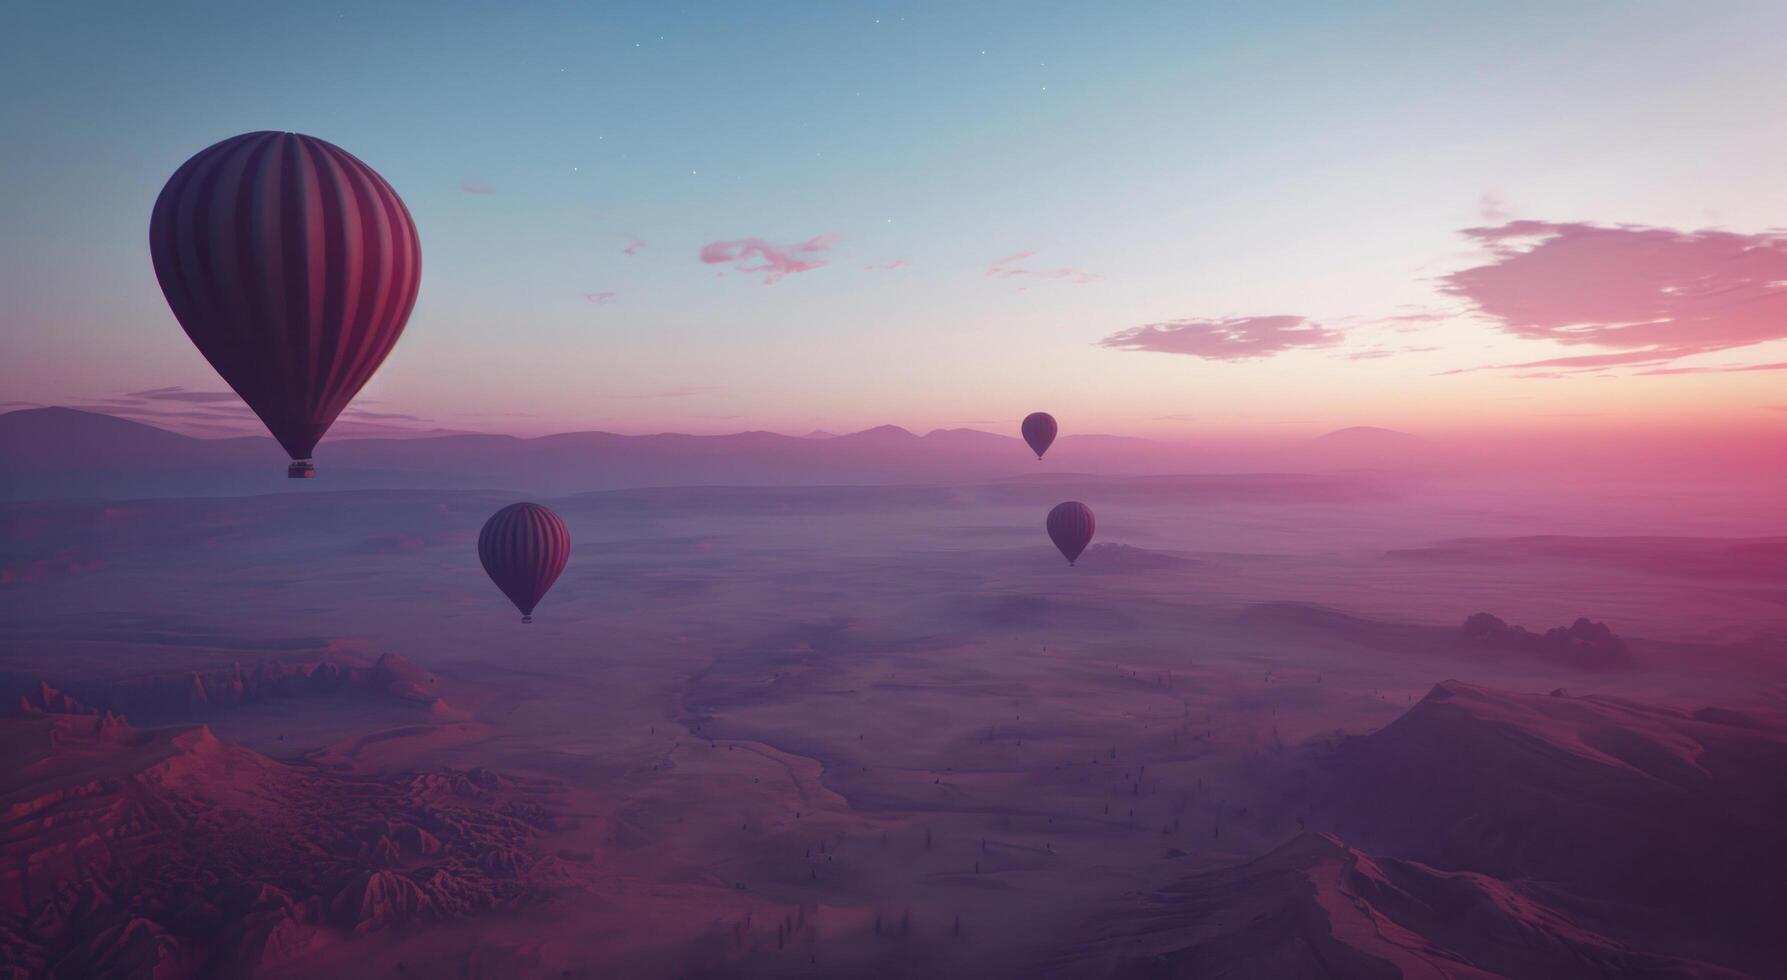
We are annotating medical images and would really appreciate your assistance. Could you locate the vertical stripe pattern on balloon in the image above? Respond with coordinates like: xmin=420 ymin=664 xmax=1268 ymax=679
xmin=149 ymin=131 xmax=422 ymax=462
xmin=478 ymin=503 xmax=572 ymax=618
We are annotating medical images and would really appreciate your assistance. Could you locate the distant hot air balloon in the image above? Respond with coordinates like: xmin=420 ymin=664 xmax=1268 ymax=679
xmin=478 ymin=503 xmax=571 ymax=623
xmin=149 ymin=131 xmax=422 ymax=478
xmin=1046 ymin=501 xmax=1095 ymax=566
xmin=1021 ymin=412 xmax=1058 ymax=460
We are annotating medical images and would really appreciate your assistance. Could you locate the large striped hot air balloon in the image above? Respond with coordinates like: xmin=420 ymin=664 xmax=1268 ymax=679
xmin=478 ymin=503 xmax=571 ymax=623
xmin=1046 ymin=501 xmax=1096 ymax=566
xmin=1021 ymin=412 xmax=1057 ymax=460
xmin=149 ymin=131 xmax=422 ymax=478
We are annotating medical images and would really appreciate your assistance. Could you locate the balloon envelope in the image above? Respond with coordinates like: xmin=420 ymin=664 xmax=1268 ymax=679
xmin=1021 ymin=412 xmax=1058 ymax=459
xmin=149 ymin=131 xmax=422 ymax=476
xmin=478 ymin=503 xmax=572 ymax=622
xmin=1046 ymin=501 xmax=1096 ymax=565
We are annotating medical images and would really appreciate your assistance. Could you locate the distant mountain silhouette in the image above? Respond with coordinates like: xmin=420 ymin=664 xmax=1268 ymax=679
xmin=1313 ymin=425 xmax=1419 ymax=444
xmin=1 ymin=407 xmax=1378 ymax=500
xmin=1305 ymin=425 xmax=1429 ymax=470
xmin=0 ymin=406 xmax=257 ymax=468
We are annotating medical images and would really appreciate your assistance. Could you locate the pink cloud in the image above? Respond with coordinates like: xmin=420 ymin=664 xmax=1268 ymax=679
xmin=622 ymin=236 xmax=646 ymax=256
xmin=1440 ymin=220 xmax=1787 ymax=367
xmin=864 ymin=259 xmax=911 ymax=272
xmin=1636 ymin=361 xmax=1787 ymax=376
xmin=699 ymin=233 xmax=838 ymax=284
xmin=1099 ymin=315 xmax=1342 ymax=361
xmin=459 ymin=179 xmax=496 ymax=194
xmin=1442 ymin=349 xmax=1680 ymax=376
xmin=1370 ymin=311 xmax=1452 ymax=332
xmin=986 ymin=251 xmax=1101 ymax=285
xmin=583 ymin=291 xmax=618 ymax=305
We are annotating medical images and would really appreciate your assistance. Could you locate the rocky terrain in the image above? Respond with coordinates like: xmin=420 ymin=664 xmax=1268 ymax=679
xmin=1296 ymin=682 xmax=1787 ymax=976
xmin=1047 ymin=832 xmax=1743 ymax=979
xmin=0 ymin=700 xmax=576 ymax=978
xmin=1457 ymin=613 xmax=1632 ymax=667
xmin=2 ymin=651 xmax=449 ymax=724
xmin=3 ymin=480 xmax=1784 ymax=977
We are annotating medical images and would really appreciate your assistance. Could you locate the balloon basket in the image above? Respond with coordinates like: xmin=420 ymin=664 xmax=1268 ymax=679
xmin=287 ymin=460 xmax=316 ymax=479
xmin=521 ymin=615 xmax=533 ymax=624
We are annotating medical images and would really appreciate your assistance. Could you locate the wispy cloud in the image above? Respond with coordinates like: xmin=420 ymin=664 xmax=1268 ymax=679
xmin=1099 ymin=315 xmax=1341 ymax=361
xmin=459 ymin=179 xmax=496 ymax=194
xmin=986 ymin=251 xmax=1101 ymax=285
xmin=1635 ymin=361 xmax=1787 ymax=376
xmin=622 ymin=236 xmax=646 ymax=256
xmin=1477 ymin=190 xmax=1512 ymax=222
xmin=863 ymin=259 xmax=911 ymax=272
xmin=69 ymin=403 xmax=258 ymax=424
xmin=583 ymin=291 xmax=618 ymax=305
xmin=700 ymin=234 xmax=838 ymax=284
xmin=125 ymin=386 xmax=241 ymax=404
xmin=340 ymin=407 xmax=426 ymax=422
xmin=1370 ymin=310 xmax=1453 ymax=332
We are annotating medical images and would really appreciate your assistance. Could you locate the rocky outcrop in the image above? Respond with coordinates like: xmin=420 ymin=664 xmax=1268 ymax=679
xmin=330 ymin=870 xmax=433 ymax=934
xmin=15 ymin=681 xmax=98 ymax=717
xmin=367 ymin=652 xmax=443 ymax=707
xmin=1458 ymin=613 xmax=1631 ymax=667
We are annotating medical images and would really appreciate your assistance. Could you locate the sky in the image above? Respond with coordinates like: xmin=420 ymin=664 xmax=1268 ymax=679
xmin=5 ymin=0 xmax=1787 ymax=441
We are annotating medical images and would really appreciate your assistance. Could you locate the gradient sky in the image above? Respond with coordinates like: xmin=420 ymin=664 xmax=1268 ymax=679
xmin=5 ymin=1 xmax=1787 ymax=440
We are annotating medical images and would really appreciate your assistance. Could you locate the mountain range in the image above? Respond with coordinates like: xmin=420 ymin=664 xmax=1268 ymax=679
xmin=1051 ymin=681 xmax=1787 ymax=978
xmin=0 ymin=407 xmax=1417 ymax=500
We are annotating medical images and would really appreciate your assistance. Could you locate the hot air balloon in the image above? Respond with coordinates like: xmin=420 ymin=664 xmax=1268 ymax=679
xmin=478 ymin=503 xmax=571 ymax=623
xmin=1021 ymin=412 xmax=1058 ymax=460
xmin=149 ymin=131 xmax=422 ymax=478
xmin=1046 ymin=501 xmax=1095 ymax=566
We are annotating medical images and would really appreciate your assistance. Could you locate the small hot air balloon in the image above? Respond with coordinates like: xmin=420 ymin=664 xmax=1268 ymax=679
xmin=478 ymin=503 xmax=571 ymax=623
xmin=149 ymin=131 xmax=422 ymax=478
xmin=1021 ymin=412 xmax=1058 ymax=460
xmin=1046 ymin=501 xmax=1095 ymax=566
